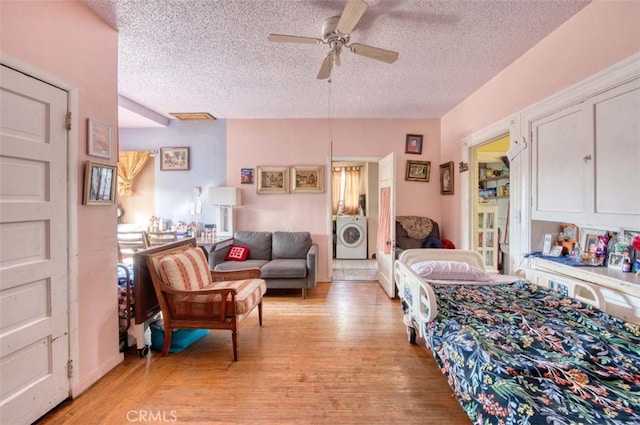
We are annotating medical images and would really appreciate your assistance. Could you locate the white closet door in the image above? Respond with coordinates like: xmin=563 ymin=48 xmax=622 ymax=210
xmin=531 ymin=104 xmax=586 ymax=222
xmin=587 ymin=77 xmax=640 ymax=227
xmin=0 ymin=65 xmax=70 ymax=424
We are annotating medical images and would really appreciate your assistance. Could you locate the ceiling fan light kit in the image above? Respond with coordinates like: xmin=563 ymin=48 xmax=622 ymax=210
xmin=267 ymin=0 xmax=399 ymax=80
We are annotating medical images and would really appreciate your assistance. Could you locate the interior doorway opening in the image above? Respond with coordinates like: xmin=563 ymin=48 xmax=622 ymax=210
xmin=471 ymin=134 xmax=511 ymax=274
xmin=330 ymin=159 xmax=379 ymax=281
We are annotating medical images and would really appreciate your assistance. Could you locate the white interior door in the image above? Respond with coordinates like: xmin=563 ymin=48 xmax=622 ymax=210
xmin=0 ymin=65 xmax=70 ymax=424
xmin=376 ymin=153 xmax=395 ymax=298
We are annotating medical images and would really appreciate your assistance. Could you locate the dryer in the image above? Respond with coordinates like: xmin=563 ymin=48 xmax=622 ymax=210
xmin=336 ymin=215 xmax=367 ymax=259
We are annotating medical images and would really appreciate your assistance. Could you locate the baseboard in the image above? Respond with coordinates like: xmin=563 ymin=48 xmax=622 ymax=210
xmin=70 ymin=351 xmax=124 ymax=398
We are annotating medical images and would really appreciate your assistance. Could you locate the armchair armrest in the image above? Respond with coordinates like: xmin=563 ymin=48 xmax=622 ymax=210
xmin=158 ymin=284 xmax=239 ymax=319
xmin=210 ymin=268 xmax=262 ymax=281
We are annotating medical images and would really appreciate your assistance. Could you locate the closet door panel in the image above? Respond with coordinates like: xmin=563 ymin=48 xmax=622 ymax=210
xmin=531 ymin=104 xmax=585 ymax=221
xmin=590 ymin=78 xmax=640 ymax=222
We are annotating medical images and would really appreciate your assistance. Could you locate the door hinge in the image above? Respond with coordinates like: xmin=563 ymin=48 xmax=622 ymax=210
xmin=66 ymin=112 xmax=72 ymax=130
xmin=67 ymin=359 xmax=73 ymax=379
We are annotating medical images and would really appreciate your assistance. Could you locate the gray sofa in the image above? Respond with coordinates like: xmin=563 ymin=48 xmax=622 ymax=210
xmin=212 ymin=231 xmax=318 ymax=298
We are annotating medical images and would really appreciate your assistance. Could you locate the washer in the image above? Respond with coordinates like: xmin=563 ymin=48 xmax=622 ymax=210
xmin=336 ymin=215 xmax=367 ymax=259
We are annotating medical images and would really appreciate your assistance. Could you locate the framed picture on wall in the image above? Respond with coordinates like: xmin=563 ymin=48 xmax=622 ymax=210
xmin=160 ymin=147 xmax=190 ymax=171
xmin=439 ymin=161 xmax=454 ymax=195
xmin=291 ymin=165 xmax=323 ymax=193
xmin=405 ymin=134 xmax=423 ymax=155
xmin=257 ymin=166 xmax=289 ymax=194
xmin=83 ymin=161 xmax=116 ymax=205
xmin=87 ymin=118 xmax=112 ymax=159
xmin=405 ymin=160 xmax=431 ymax=182
xmin=241 ymin=168 xmax=254 ymax=184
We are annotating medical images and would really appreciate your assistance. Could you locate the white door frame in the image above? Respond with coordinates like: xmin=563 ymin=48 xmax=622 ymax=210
xmin=327 ymin=155 xmax=381 ymax=281
xmin=461 ymin=115 xmax=523 ymax=273
xmin=1 ymin=53 xmax=80 ymax=394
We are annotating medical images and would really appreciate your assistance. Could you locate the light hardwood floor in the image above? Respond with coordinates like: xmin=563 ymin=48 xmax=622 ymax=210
xmin=37 ymin=282 xmax=471 ymax=425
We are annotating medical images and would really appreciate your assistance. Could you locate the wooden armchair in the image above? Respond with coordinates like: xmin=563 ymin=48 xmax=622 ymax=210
xmin=145 ymin=244 xmax=266 ymax=360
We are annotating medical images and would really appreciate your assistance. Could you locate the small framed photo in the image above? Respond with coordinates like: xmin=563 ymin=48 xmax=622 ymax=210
xmin=291 ymin=165 xmax=323 ymax=193
xmin=160 ymin=147 xmax=190 ymax=171
xmin=608 ymin=253 xmax=624 ymax=270
xmin=560 ymin=223 xmax=578 ymax=243
xmin=439 ymin=161 xmax=454 ymax=195
xmin=584 ymin=234 xmax=599 ymax=253
xmin=87 ymin=118 xmax=112 ymax=159
xmin=405 ymin=134 xmax=423 ymax=155
xmin=83 ymin=160 xmax=116 ymax=205
xmin=405 ymin=160 xmax=431 ymax=182
xmin=241 ymin=168 xmax=254 ymax=184
xmin=257 ymin=166 xmax=289 ymax=194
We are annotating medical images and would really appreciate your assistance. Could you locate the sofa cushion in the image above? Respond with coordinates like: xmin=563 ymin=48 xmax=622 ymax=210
xmin=159 ymin=247 xmax=212 ymax=290
xmin=234 ymin=231 xmax=272 ymax=260
xmin=272 ymin=231 xmax=311 ymax=259
xmin=261 ymin=259 xmax=307 ymax=279
xmin=225 ymin=246 xmax=249 ymax=261
xmin=214 ymin=259 xmax=269 ymax=272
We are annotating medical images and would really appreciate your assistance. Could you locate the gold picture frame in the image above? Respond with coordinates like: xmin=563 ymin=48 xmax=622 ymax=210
xmin=257 ymin=166 xmax=289 ymax=194
xmin=439 ymin=161 xmax=454 ymax=195
xmin=160 ymin=147 xmax=190 ymax=171
xmin=87 ymin=118 xmax=112 ymax=159
xmin=83 ymin=160 xmax=116 ymax=205
xmin=405 ymin=160 xmax=431 ymax=182
xmin=291 ymin=165 xmax=323 ymax=193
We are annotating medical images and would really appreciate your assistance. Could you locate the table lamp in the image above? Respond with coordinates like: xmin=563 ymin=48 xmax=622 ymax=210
xmin=207 ymin=187 xmax=241 ymax=237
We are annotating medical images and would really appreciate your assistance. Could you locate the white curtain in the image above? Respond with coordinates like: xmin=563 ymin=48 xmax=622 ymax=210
xmin=343 ymin=166 xmax=361 ymax=215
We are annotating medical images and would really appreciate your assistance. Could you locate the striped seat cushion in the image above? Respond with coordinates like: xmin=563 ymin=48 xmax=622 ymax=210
xmin=159 ymin=247 xmax=212 ymax=290
xmin=171 ymin=278 xmax=267 ymax=317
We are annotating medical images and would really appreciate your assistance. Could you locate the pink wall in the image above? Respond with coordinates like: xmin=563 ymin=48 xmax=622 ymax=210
xmin=440 ymin=0 xmax=640 ymax=245
xmin=1 ymin=1 xmax=121 ymax=393
xmin=227 ymin=118 xmax=440 ymax=280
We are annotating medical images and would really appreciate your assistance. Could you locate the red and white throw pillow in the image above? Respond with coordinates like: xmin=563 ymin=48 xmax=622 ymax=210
xmin=225 ymin=246 xmax=249 ymax=261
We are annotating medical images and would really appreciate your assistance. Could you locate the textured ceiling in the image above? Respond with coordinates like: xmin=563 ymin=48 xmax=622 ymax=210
xmin=83 ymin=0 xmax=591 ymax=126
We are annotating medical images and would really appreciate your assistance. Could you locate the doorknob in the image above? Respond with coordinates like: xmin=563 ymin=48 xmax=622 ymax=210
xmin=385 ymin=240 xmax=391 ymax=246
xmin=583 ymin=154 xmax=592 ymax=163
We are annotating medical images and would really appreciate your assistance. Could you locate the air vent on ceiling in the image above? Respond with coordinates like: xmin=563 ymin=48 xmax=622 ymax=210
xmin=169 ymin=112 xmax=216 ymax=121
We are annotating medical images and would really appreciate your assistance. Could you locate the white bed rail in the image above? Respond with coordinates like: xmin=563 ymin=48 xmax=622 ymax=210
xmin=514 ymin=267 xmax=605 ymax=309
xmin=394 ymin=250 xmax=486 ymax=341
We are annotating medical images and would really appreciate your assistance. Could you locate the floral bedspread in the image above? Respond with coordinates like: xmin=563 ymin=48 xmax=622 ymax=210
xmin=424 ymin=280 xmax=640 ymax=425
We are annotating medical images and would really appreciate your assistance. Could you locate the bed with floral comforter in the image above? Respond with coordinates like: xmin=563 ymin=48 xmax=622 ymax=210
xmin=424 ymin=280 xmax=640 ymax=425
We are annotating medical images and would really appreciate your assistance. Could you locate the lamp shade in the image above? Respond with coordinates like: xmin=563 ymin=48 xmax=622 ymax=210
xmin=208 ymin=187 xmax=241 ymax=206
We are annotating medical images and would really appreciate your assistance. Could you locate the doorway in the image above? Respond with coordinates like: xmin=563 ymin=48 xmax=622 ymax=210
xmin=330 ymin=159 xmax=379 ymax=281
xmin=472 ymin=135 xmax=511 ymax=274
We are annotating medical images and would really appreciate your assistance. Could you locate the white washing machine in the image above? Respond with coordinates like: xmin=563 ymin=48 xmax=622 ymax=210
xmin=336 ymin=215 xmax=367 ymax=259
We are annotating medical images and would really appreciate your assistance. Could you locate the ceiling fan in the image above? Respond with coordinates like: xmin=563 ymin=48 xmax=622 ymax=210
xmin=267 ymin=0 xmax=399 ymax=80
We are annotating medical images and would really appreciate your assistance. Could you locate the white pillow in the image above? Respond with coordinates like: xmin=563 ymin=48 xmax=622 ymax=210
xmin=410 ymin=260 xmax=491 ymax=282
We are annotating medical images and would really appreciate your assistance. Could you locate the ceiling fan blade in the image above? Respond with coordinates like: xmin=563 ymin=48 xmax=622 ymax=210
xmin=317 ymin=52 xmax=334 ymax=80
xmin=336 ymin=0 xmax=368 ymax=35
xmin=268 ymin=34 xmax=322 ymax=45
xmin=350 ymin=43 xmax=399 ymax=64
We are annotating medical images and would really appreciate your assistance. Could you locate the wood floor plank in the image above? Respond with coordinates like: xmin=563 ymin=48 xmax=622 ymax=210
xmin=37 ymin=282 xmax=472 ymax=425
